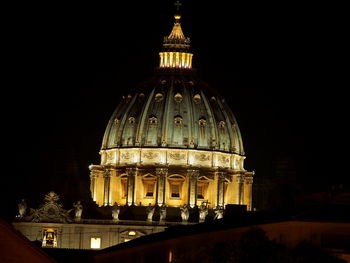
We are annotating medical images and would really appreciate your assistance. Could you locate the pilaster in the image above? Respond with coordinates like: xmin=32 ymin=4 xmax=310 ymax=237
xmin=156 ymin=167 xmax=168 ymax=206
xmin=216 ymin=172 xmax=226 ymax=207
xmin=126 ymin=168 xmax=137 ymax=206
xmin=243 ymin=174 xmax=254 ymax=211
xmin=233 ymin=174 xmax=244 ymax=205
xmin=187 ymin=169 xmax=199 ymax=208
xmin=109 ymin=168 xmax=119 ymax=205
xmin=103 ymin=169 xmax=111 ymax=206
xmin=89 ymin=171 xmax=97 ymax=202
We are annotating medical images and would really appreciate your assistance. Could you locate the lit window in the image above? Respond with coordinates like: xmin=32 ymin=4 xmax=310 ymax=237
xmin=174 ymin=116 xmax=183 ymax=126
xmin=128 ymin=231 xmax=136 ymax=236
xmin=128 ymin=117 xmax=136 ymax=125
xmin=171 ymin=183 xmax=180 ymax=198
xmin=90 ymin=237 xmax=101 ymax=249
xmin=42 ymin=229 xmax=57 ymax=248
xmin=193 ymin=94 xmax=201 ymax=104
xmin=145 ymin=182 xmax=155 ymax=197
xmin=174 ymin=93 xmax=183 ymax=103
xmin=197 ymin=181 xmax=209 ymax=200
xmin=124 ymin=239 xmax=131 ymax=242
xmin=218 ymin=121 xmax=225 ymax=128
xmin=197 ymin=185 xmax=204 ymax=199
xmin=148 ymin=116 xmax=158 ymax=125
xmin=198 ymin=118 xmax=206 ymax=127
xmin=155 ymin=93 xmax=164 ymax=102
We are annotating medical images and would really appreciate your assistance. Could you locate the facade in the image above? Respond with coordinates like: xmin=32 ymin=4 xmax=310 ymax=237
xmin=12 ymin=191 xmax=169 ymax=249
xmin=89 ymin=12 xmax=254 ymax=211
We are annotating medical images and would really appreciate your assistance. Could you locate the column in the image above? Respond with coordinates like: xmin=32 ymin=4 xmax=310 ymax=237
xmin=94 ymin=168 xmax=105 ymax=206
xmin=126 ymin=168 xmax=137 ymax=206
xmin=216 ymin=172 xmax=226 ymax=207
xmin=103 ymin=169 xmax=111 ymax=206
xmin=187 ymin=169 xmax=199 ymax=208
xmin=243 ymin=175 xmax=254 ymax=211
xmin=109 ymin=168 xmax=119 ymax=205
xmin=89 ymin=171 xmax=97 ymax=202
xmin=156 ymin=167 xmax=168 ymax=206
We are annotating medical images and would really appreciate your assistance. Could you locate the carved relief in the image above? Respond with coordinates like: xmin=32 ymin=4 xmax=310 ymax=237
xmin=219 ymin=155 xmax=230 ymax=165
xmin=142 ymin=151 xmax=159 ymax=160
xmin=106 ymin=151 xmax=114 ymax=162
xmin=121 ymin=152 xmax=133 ymax=160
xmin=169 ymin=152 xmax=185 ymax=160
xmin=195 ymin=153 xmax=210 ymax=162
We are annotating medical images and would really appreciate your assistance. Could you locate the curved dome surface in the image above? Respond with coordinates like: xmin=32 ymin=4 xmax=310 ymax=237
xmin=101 ymin=70 xmax=244 ymax=155
xmin=89 ymin=12 xmax=253 ymax=211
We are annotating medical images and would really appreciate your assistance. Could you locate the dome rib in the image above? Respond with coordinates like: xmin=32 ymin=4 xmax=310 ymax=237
xmin=135 ymin=89 xmax=155 ymax=146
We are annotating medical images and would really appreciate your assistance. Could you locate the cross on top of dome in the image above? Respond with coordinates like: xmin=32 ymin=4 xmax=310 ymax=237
xmin=174 ymin=0 xmax=182 ymax=12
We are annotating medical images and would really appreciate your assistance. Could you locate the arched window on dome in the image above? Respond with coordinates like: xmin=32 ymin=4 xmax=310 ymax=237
xmin=193 ymin=94 xmax=201 ymax=104
xmin=128 ymin=117 xmax=136 ymax=125
xmin=174 ymin=115 xmax=183 ymax=126
xmin=148 ymin=115 xmax=158 ymax=125
xmin=174 ymin=93 xmax=183 ymax=103
xmin=218 ymin=121 xmax=226 ymax=128
xmin=155 ymin=93 xmax=164 ymax=102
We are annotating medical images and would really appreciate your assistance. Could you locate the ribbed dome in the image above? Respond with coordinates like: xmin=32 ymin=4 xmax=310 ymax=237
xmin=101 ymin=69 xmax=244 ymax=155
xmin=90 ymin=10 xmax=253 ymax=211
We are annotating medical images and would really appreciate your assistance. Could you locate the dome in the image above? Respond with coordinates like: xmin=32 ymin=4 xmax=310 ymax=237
xmin=101 ymin=70 xmax=244 ymax=155
xmin=90 ymin=11 xmax=253 ymax=211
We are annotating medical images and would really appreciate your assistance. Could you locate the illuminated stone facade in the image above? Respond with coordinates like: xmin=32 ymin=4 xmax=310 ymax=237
xmin=89 ymin=14 xmax=254 ymax=211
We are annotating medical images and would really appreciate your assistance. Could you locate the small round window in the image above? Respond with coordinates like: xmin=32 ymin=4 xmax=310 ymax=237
xmin=193 ymin=94 xmax=201 ymax=104
xmin=174 ymin=93 xmax=183 ymax=103
xmin=155 ymin=93 xmax=164 ymax=102
xmin=174 ymin=116 xmax=183 ymax=126
xmin=129 ymin=117 xmax=136 ymax=125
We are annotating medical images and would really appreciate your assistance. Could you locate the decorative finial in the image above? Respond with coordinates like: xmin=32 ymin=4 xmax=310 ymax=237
xmin=174 ymin=0 xmax=182 ymax=12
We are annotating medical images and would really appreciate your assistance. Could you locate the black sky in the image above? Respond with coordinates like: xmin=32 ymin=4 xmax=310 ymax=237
xmin=2 ymin=1 xmax=347 ymax=218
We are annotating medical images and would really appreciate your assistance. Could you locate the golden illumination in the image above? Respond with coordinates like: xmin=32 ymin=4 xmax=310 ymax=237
xmin=128 ymin=231 xmax=136 ymax=236
xmin=159 ymin=52 xmax=193 ymax=69
xmin=90 ymin=237 xmax=101 ymax=249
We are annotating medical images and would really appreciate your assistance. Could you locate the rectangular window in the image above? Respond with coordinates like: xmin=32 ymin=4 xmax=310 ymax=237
xmin=197 ymin=185 xmax=204 ymax=199
xmin=171 ymin=184 xmax=180 ymax=198
xmin=42 ymin=229 xmax=58 ymax=248
xmin=90 ymin=237 xmax=101 ymax=249
xmin=146 ymin=183 xmax=154 ymax=197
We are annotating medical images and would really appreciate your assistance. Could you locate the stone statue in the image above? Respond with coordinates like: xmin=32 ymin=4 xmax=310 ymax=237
xmin=146 ymin=203 xmax=155 ymax=222
xmin=159 ymin=204 xmax=167 ymax=222
xmin=214 ymin=206 xmax=224 ymax=220
xmin=180 ymin=204 xmax=189 ymax=223
xmin=111 ymin=202 xmax=120 ymax=221
xmin=73 ymin=201 xmax=83 ymax=221
xmin=198 ymin=201 xmax=208 ymax=223
xmin=18 ymin=199 xmax=27 ymax=218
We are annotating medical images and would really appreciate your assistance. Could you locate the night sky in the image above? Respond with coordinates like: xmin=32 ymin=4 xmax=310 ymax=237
xmin=2 ymin=1 xmax=347 ymax=219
